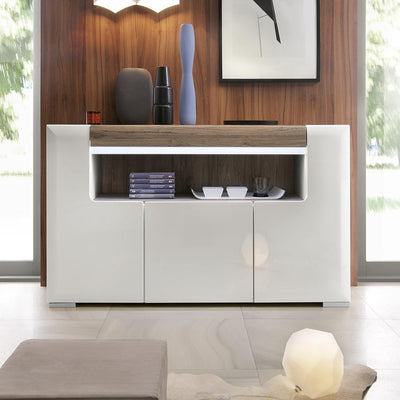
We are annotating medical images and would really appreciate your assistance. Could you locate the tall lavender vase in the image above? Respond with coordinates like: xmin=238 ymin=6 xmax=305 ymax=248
xmin=179 ymin=24 xmax=196 ymax=125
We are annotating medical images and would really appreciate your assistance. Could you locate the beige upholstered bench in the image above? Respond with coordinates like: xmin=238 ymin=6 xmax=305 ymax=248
xmin=0 ymin=339 xmax=167 ymax=400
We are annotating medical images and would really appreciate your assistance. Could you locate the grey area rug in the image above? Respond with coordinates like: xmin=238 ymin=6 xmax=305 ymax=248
xmin=167 ymin=365 xmax=377 ymax=400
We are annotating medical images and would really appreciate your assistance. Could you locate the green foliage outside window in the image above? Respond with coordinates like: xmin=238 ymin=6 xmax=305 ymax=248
xmin=367 ymin=0 xmax=400 ymax=164
xmin=0 ymin=0 xmax=33 ymax=142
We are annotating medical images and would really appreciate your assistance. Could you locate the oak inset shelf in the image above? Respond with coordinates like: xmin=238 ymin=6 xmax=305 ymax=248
xmin=90 ymin=125 xmax=307 ymax=148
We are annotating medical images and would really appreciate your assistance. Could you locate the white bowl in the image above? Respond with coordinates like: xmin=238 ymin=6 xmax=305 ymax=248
xmin=202 ymin=186 xmax=224 ymax=198
xmin=226 ymin=186 xmax=248 ymax=198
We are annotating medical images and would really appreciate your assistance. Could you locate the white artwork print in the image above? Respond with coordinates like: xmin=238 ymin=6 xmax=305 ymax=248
xmin=221 ymin=0 xmax=318 ymax=80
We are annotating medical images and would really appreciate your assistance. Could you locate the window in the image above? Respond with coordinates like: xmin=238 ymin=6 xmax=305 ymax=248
xmin=366 ymin=0 xmax=400 ymax=263
xmin=0 ymin=0 xmax=39 ymax=277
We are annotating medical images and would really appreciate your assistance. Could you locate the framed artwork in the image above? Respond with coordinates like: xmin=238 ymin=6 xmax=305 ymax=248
xmin=219 ymin=0 xmax=320 ymax=82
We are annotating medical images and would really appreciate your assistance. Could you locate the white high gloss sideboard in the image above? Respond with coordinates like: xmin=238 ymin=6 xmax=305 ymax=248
xmin=46 ymin=124 xmax=350 ymax=307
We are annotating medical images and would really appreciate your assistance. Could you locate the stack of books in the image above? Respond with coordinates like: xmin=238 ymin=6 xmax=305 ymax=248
xmin=129 ymin=172 xmax=175 ymax=199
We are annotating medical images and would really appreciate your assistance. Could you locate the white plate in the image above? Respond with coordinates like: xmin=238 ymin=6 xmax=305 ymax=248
xmin=191 ymin=186 xmax=285 ymax=200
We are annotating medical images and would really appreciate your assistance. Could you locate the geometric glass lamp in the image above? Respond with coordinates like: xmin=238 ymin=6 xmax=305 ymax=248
xmin=135 ymin=0 xmax=179 ymax=13
xmin=94 ymin=0 xmax=179 ymax=13
xmin=282 ymin=328 xmax=344 ymax=399
xmin=93 ymin=0 xmax=134 ymax=13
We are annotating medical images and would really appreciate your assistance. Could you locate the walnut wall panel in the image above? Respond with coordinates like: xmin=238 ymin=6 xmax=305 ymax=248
xmin=41 ymin=0 xmax=87 ymax=286
xmin=41 ymin=0 xmax=357 ymax=286
xmin=85 ymin=5 xmax=120 ymax=124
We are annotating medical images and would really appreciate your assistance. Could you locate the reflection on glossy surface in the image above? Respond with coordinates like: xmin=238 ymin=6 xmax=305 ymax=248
xmin=241 ymin=234 xmax=269 ymax=269
xmin=241 ymin=234 xmax=253 ymax=268
xmin=254 ymin=234 xmax=269 ymax=268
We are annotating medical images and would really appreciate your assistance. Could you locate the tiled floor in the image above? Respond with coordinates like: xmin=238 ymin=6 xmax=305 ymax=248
xmin=0 ymin=283 xmax=400 ymax=397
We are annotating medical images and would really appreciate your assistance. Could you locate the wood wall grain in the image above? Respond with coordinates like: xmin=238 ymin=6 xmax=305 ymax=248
xmin=41 ymin=0 xmax=357 ymax=286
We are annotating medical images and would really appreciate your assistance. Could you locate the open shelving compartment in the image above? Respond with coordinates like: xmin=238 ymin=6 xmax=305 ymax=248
xmin=88 ymin=125 xmax=308 ymax=202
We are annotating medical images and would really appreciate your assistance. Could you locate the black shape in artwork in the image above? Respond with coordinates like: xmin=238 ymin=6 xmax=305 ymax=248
xmin=253 ymin=0 xmax=281 ymax=43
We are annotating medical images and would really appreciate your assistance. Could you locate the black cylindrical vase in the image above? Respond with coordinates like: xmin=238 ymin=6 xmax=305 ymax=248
xmin=153 ymin=66 xmax=173 ymax=125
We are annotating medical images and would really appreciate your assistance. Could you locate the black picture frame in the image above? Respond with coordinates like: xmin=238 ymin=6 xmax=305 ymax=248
xmin=219 ymin=0 xmax=320 ymax=82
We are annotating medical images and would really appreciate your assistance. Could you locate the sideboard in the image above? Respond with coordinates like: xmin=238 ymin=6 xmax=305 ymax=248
xmin=47 ymin=124 xmax=350 ymax=307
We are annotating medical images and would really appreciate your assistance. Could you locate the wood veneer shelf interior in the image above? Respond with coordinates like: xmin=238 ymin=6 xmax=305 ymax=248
xmin=92 ymin=154 xmax=306 ymax=200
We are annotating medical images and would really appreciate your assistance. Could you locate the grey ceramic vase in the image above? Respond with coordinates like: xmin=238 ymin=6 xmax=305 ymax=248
xmin=179 ymin=24 xmax=196 ymax=125
xmin=116 ymin=68 xmax=153 ymax=124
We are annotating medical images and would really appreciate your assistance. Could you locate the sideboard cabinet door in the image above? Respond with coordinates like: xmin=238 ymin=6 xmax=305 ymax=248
xmin=145 ymin=202 xmax=253 ymax=303
xmin=47 ymin=126 xmax=144 ymax=303
xmin=254 ymin=126 xmax=351 ymax=303
xmin=49 ymin=202 xmax=144 ymax=304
